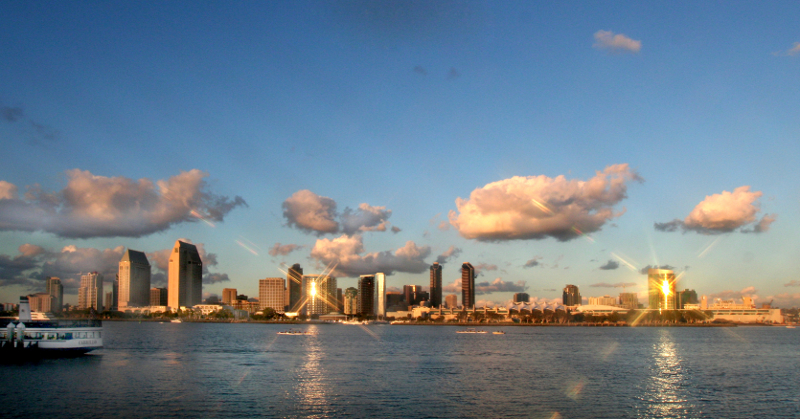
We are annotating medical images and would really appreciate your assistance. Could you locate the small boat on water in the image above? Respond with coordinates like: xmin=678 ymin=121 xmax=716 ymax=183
xmin=786 ymin=325 xmax=796 ymax=329
xmin=456 ymin=328 xmax=487 ymax=334
xmin=170 ymin=319 xmax=182 ymax=323
xmin=1 ymin=296 xmax=103 ymax=357
xmin=277 ymin=329 xmax=315 ymax=335
xmin=493 ymin=331 xmax=506 ymax=335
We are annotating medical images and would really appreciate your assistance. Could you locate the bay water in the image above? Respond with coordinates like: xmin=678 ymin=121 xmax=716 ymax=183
xmin=1 ymin=322 xmax=798 ymax=418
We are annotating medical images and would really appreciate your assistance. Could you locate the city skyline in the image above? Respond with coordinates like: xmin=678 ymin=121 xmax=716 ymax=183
xmin=2 ymin=2 xmax=800 ymax=308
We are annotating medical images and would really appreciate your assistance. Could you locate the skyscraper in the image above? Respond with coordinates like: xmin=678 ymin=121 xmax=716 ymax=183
xmin=358 ymin=275 xmax=375 ymax=316
xmin=445 ymin=294 xmax=458 ymax=309
xmin=78 ymin=271 xmax=104 ymax=311
xmin=562 ymin=284 xmax=581 ymax=306
xmin=648 ymin=268 xmax=677 ymax=310
xmin=677 ymin=289 xmax=698 ymax=309
xmin=259 ymin=278 xmax=285 ymax=313
xmin=118 ymin=248 xmax=151 ymax=308
xmin=167 ymin=240 xmax=203 ymax=309
xmin=513 ymin=293 xmax=530 ymax=303
xmin=430 ymin=262 xmax=442 ymax=308
xmin=222 ymin=288 xmax=237 ymax=305
xmin=461 ymin=262 xmax=475 ymax=309
xmin=403 ymin=285 xmax=422 ymax=307
xmin=46 ymin=276 xmax=63 ymax=313
xmin=375 ymin=272 xmax=386 ymax=319
xmin=619 ymin=292 xmax=639 ymax=309
xmin=150 ymin=287 xmax=168 ymax=306
xmin=303 ymin=274 xmax=337 ymax=316
xmin=287 ymin=263 xmax=303 ymax=313
xmin=344 ymin=287 xmax=358 ymax=315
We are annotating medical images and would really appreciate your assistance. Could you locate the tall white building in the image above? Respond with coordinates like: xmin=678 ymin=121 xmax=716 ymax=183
xmin=375 ymin=272 xmax=386 ymax=319
xmin=78 ymin=271 xmax=104 ymax=311
xmin=118 ymin=249 xmax=151 ymax=308
xmin=303 ymin=274 xmax=337 ymax=316
xmin=168 ymin=240 xmax=203 ymax=309
xmin=259 ymin=278 xmax=285 ymax=313
xmin=588 ymin=295 xmax=617 ymax=306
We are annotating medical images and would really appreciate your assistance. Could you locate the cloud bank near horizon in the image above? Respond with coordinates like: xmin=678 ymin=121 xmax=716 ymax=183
xmin=0 ymin=169 xmax=246 ymax=239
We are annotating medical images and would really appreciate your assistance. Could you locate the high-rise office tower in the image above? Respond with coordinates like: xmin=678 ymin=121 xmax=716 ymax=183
xmin=259 ymin=278 xmax=285 ymax=313
xmin=358 ymin=275 xmax=376 ymax=316
xmin=167 ymin=240 xmax=203 ymax=309
xmin=445 ymin=294 xmax=458 ymax=309
xmin=111 ymin=275 xmax=118 ymax=311
xmin=677 ymin=289 xmax=698 ymax=309
xmin=303 ymin=274 xmax=337 ymax=316
xmin=430 ymin=262 xmax=442 ymax=308
xmin=403 ymin=285 xmax=422 ymax=307
xmin=105 ymin=292 xmax=114 ymax=312
xmin=222 ymin=288 xmax=237 ymax=305
xmin=150 ymin=287 xmax=168 ymax=306
xmin=78 ymin=271 xmax=104 ymax=311
xmin=337 ymin=288 xmax=343 ymax=312
xmin=562 ymin=284 xmax=581 ymax=306
xmin=118 ymin=249 xmax=150 ymax=308
xmin=647 ymin=268 xmax=677 ymax=310
xmin=46 ymin=277 xmax=63 ymax=313
xmin=28 ymin=292 xmax=54 ymax=313
xmin=513 ymin=293 xmax=530 ymax=303
xmin=344 ymin=287 xmax=358 ymax=315
xmin=461 ymin=262 xmax=475 ymax=309
xmin=619 ymin=292 xmax=639 ymax=310
xmin=287 ymin=263 xmax=303 ymax=313
xmin=375 ymin=272 xmax=386 ymax=319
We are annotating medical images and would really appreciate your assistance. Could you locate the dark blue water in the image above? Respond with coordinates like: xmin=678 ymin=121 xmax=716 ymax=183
xmin=1 ymin=323 xmax=798 ymax=418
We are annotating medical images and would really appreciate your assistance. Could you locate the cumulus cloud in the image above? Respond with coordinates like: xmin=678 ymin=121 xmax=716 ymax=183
xmin=391 ymin=226 xmax=401 ymax=233
xmin=589 ymin=282 xmax=637 ymax=288
xmin=774 ymin=42 xmax=800 ymax=56
xmin=268 ymin=243 xmax=303 ymax=257
xmin=523 ymin=256 xmax=542 ymax=268
xmin=282 ymin=190 xmax=339 ymax=234
xmin=442 ymin=278 xmax=461 ymax=293
xmin=435 ymin=246 xmax=462 ymax=264
xmin=449 ymin=164 xmax=642 ymax=241
xmin=0 ymin=169 xmax=246 ymax=238
xmin=639 ymin=265 xmax=675 ymax=275
xmin=341 ymin=203 xmax=392 ymax=234
xmin=203 ymin=273 xmax=231 ymax=284
xmin=655 ymin=186 xmax=775 ymax=234
xmin=593 ymin=30 xmax=641 ymax=53
xmin=784 ymin=280 xmax=800 ymax=287
xmin=0 ymin=181 xmax=18 ymax=200
xmin=765 ymin=292 xmax=800 ymax=308
xmin=598 ymin=260 xmax=619 ymax=270
xmin=475 ymin=278 xmax=527 ymax=295
xmin=310 ymin=234 xmax=431 ymax=277
xmin=474 ymin=263 xmax=498 ymax=276
xmin=0 ymin=244 xmax=48 ymax=288
xmin=282 ymin=190 xmax=393 ymax=236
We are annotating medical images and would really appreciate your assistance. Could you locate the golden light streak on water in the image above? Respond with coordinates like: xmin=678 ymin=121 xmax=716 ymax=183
xmin=698 ymin=235 xmax=723 ymax=258
xmin=236 ymin=369 xmax=250 ymax=386
xmin=357 ymin=324 xmax=381 ymax=341
xmin=566 ymin=378 xmax=585 ymax=400
xmin=611 ymin=252 xmax=639 ymax=271
xmin=531 ymin=198 xmax=554 ymax=215
xmin=190 ymin=209 xmax=216 ymax=227
xmin=601 ymin=341 xmax=619 ymax=361
xmin=547 ymin=412 xmax=562 ymax=419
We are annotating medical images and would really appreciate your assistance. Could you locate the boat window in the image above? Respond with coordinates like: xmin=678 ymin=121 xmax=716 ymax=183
xmin=65 ymin=332 xmax=72 ymax=339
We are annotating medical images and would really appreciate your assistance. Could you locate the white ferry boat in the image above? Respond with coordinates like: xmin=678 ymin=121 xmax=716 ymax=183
xmin=276 ymin=329 xmax=315 ymax=335
xmin=1 ymin=297 xmax=103 ymax=357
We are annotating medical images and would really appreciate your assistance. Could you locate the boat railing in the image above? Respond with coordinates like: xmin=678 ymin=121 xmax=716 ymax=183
xmin=3 ymin=319 xmax=103 ymax=328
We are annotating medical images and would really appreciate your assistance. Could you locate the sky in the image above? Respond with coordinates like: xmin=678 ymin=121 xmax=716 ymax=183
xmin=2 ymin=1 xmax=800 ymax=308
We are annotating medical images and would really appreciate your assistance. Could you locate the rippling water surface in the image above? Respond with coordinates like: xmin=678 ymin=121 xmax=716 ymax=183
xmin=2 ymin=323 xmax=798 ymax=418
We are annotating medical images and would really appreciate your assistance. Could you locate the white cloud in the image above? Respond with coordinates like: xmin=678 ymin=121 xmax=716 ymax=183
xmin=310 ymin=234 xmax=430 ymax=277
xmin=268 ymin=243 xmax=303 ymax=257
xmin=475 ymin=278 xmax=527 ymax=295
xmin=282 ymin=190 xmax=339 ymax=234
xmin=435 ymin=245 xmax=462 ymax=264
xmin=282 ymin=190 xmax=394 ymax=236
xmin=0 ymin=180 xmax=17 ymax=200
xmin=655 ymin=186 xmax=775 ymax=234
xmin=449 ymin=164 xmax=641 ymax=241
xmin=593 ymin=30 xmax=641 ymax=53
xmin=0 ymin=169 xmax=246 ymax=238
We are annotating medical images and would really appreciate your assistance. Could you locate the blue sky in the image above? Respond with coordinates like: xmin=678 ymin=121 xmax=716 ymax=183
xmin=2 ymin=1 xmax=799 ymax=307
